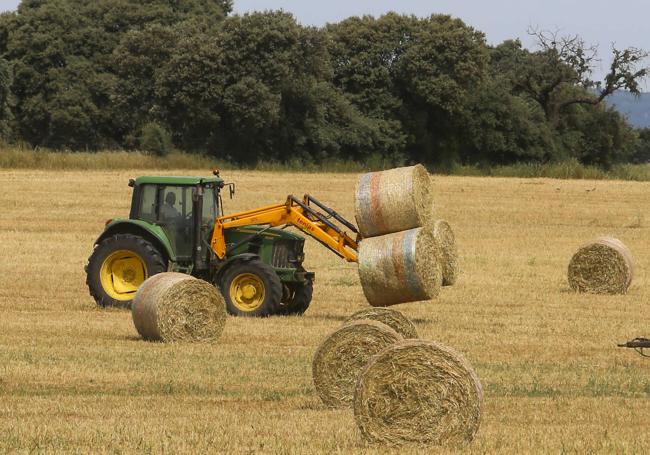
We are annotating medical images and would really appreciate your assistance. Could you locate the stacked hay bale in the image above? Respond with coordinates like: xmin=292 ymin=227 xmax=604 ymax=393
xmin=344 ymin=307 xmax=418 ymax=339
xmin=568 ymin=236 xmax=634 ymax=294
xmin=312 ymin=320 xmax=403 ymax=408
xmin=132 ymin=272 xmax=227 ymax=343
xmin=355 ymin=164 xmax=433 ymax=237
xmin=358 ymin=227 xmax=442 ymax=306
xmin=314 ymin=308 xmax=482 ymax=447
xmin=433 ymin=219 xmax=459 ymax=286
xmin=355 ymin=165 xmax=458 ymax=307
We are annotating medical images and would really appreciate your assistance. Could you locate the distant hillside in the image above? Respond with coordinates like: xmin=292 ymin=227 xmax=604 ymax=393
xmin=604 ymin=91 xmax=650 ymax=129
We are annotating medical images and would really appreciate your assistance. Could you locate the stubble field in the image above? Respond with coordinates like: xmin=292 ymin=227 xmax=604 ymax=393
xmin=0 ymin=169 xmax=649 ymax=454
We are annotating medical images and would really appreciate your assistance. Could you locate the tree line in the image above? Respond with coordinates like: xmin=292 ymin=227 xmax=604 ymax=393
xmin=0 ymin=0 xmax=648 ymax=168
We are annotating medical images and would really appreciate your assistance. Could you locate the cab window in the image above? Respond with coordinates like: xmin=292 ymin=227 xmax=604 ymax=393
xmin=138 ymin=184 xmax=158 ymax=223
xmin=202 ymin=186 xmax=218 ymax=225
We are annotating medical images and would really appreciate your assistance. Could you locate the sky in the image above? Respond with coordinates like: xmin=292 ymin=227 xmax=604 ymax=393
xmin=0 ymin=0 xmax=648 ymax=82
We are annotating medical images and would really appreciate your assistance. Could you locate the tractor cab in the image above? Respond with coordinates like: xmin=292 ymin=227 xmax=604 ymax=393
xmin=128 ymin=175 xmax=225 ymax=266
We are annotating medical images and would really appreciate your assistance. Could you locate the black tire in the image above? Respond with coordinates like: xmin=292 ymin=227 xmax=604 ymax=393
xmin=86 ymin=234 xmax=166 ymax=309
xmin=279 ymin=281 xmax=313 ymax=316
xmin=220 ymin=260 xmax=283 ymax=317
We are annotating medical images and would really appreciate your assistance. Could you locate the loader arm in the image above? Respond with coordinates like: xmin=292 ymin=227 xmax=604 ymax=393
xmin=211 ymin=195 xmax=359 ymax=262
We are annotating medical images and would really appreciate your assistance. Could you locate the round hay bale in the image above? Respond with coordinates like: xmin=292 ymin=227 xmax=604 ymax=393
xmin=312 ymin=320 xmax=403 ymax=408
xmin=345 ymin=307 xmax=418 ymax=339
xmin=358 ymin=227 xmax=442 ymax=307
xmin=433 ymin=220 xmax=459 ymax=286
xmin=132 ymin=272 xmax=227 ymax=342
xmin=355 ymin=164 xmax=433 ymax=238
xmin=568 ymin=236 xmax=634 ymax=294
xmin=354 ymin=339 xmax=483 ymax=447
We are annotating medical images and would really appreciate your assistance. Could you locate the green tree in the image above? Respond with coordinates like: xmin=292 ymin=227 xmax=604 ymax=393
xmin=328 ymin=13 xmax=489 ymax=165
xmin=463 ymin=79 xmax=555 ymax=165
xmin=0 ymin=0 xmax=231 ymax=149
xmin=153 ymin=26 xmax=227 ymax=152
xmin=140 ymin=121 xmax=171 ymax=156
xmin=494 ymin=31 xmax=649 ymax=127
xmin=111 ymin=23 xmax=179 ymax=147
xmin=631 ymin=128 xmax=650 ymax=164
xmin=153 ymin=11 xmax=379 ymax=164
xmin=492 ymin=36 xmax=642 ymax=166
xmin=0 ymin=57 xmax=13 ymax=139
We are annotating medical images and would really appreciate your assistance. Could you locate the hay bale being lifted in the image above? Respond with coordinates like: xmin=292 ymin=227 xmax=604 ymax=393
xmin=344 ymin=307 xmax=418 ymax=339
xmin=132 ymin=272 xmax=227 ymax=343
xmin=355 ymin=164 xmax=433 ymax=238
xmin=568 ymin=236 xmax=634 ymax=295
xmin=354 ymin=339 xmax=483 ymax=447
xmin=312 ymin=320 xmax=403 ymax=408
xmin=358 ymin=227 xmax=442 ymax=307
xmin=433 ymin=219 xmax=459 ymax=286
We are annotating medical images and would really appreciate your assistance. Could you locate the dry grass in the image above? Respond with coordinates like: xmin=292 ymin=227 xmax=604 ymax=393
xmin=0 ymin=169 xmax=649 ymax=453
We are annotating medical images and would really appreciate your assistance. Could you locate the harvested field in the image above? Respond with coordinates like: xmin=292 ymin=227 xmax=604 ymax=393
xmin=0 ymin=169 xmax=649 ymax=453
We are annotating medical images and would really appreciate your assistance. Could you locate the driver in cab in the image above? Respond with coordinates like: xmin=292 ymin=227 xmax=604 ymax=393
xmin=161 ymin=192 xmax=181 ymax=221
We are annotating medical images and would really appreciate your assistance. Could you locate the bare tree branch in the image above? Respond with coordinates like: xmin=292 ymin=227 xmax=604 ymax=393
xmin=520 ymin=28 xmax=649 ymax=124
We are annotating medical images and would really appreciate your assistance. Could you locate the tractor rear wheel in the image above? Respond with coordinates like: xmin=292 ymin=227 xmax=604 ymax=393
xmin=86 ymin=234 xmax=166 ymax=309
xmin=220 ymin=260 xmax=282 ymax=317
xmin=279 ymin=281 xmax=313 ymax=316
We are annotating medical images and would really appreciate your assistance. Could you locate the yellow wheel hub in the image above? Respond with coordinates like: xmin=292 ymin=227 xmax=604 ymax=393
xmin=230 ymin=273 xmax=265 ymax=312
xmin=99 ymin=250 xmax=147 ymax=301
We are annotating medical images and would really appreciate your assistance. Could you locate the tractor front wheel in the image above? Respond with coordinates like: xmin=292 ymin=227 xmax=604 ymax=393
xmin=279 ymin=281 xmax=313 ymax=316
xmin=86 ymin=234 xmax=166 ymax=309
xmin=220 ymin=260 xmax=282 ymax=317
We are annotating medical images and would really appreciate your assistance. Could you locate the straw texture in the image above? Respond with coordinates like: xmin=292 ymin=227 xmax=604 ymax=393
xmin=345 ymin=307 xmax=418 ymax=339
xmin=433 ymin=220 xmax=459 ymax=286
xmin=568 ymin=236 xmax=634 ymax=294
xmin=354 ymin=339 xmax=483 ymax=447
xmin=312 ymin=320 xmax=403 ymax=408
xmin=132 ymin=272 xmax=227 ymax=342
xmin=358 ymin=227 xmax=442 ymax=307
xmin=355 ymin=164 xmax=433 ymax=238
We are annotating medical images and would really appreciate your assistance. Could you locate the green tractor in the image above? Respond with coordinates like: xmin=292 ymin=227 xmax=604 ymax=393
xmin=85 ymin=174 xmax=315 ymax=317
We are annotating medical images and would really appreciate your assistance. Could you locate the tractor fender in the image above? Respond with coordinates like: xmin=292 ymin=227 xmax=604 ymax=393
xmin=214 ymin=253 xmax=260 ymax=283
xmin=95 ymin=219 xmax=175 ymax=263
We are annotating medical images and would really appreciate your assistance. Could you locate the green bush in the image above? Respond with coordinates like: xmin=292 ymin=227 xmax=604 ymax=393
xmin=140 ymin=123 xmax=172 ymax=157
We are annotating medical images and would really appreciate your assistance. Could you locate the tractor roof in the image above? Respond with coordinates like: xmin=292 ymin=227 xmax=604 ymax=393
xmin=134 ymin=176 xmax=225 ymax=186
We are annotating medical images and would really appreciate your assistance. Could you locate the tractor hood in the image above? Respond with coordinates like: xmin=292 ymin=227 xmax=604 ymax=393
xmin=225 ymin=225 xmax=304 ymax=242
